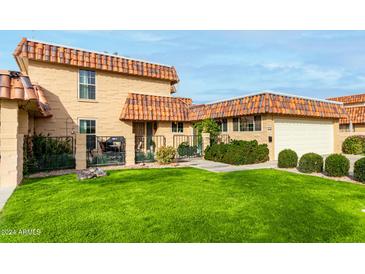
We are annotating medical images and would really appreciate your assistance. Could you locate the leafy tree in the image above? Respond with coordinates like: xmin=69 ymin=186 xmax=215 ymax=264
xmin=193 ymin=119 xmax=220 ymax=143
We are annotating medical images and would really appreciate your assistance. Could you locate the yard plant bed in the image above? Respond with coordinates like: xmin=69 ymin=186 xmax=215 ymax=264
xmin=1 ymin=168 xmax=365 ymax=243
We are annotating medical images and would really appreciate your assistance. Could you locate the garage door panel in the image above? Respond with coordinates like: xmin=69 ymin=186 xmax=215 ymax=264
xmin=274 ymin=118 xmax=334 ymax=160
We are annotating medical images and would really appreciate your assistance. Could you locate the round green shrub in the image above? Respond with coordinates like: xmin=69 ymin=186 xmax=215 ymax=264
xmin=278 ymin=149 xmax=298 ymax=168
xmin=155 ymin=146 xmax=176 ymax=164
xmin=298 ymin=153 xmax=323 ymax=173
xmin=342 ymin=136 xmax=365 ymax=154
xmin=325 ymin=154 xmax=350 ymax=177
xmin=354 ymin=157 xmax=365 ymax=183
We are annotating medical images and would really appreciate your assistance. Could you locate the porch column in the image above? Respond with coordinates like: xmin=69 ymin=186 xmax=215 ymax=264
xmin=75 ymin=133 xmax=87 ymax=170
xmin=125 ymin=133 xmax=135 ymax=166
xmin=201 ymin=132 xmax=210 ymax=156
xmin=0 ymin=100 xmax=21 ymax=188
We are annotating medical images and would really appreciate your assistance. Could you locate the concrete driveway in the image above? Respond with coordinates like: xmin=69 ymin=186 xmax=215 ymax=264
xmin=341 ymin=154 xmax=364 ymax=175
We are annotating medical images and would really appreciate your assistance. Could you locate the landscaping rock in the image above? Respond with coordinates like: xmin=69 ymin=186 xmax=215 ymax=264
xmin=77 ymin=167 xmax=107 ymax=180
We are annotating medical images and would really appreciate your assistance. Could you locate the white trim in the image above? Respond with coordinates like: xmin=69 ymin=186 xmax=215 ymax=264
xmin=205 ymin=90 xmax=344 ymax=105
xmin=27 ymin=39 xmax=173 ymax=68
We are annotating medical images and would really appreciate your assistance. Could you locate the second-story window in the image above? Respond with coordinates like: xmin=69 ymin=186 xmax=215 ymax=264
xmin=79 ymin=70 xmax=96 ymax=100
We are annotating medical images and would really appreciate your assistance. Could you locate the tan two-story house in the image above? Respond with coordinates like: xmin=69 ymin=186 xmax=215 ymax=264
xmin=0 ymin=38 xmax=347 ymax=194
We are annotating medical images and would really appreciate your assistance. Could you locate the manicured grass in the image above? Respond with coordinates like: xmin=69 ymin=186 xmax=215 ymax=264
xmin=1 ymin=168 xmax=365 ymax=243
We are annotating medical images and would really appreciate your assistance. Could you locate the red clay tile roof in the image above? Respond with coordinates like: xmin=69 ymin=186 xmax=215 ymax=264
xmin=327 ymin=93 xmax=365 ymax=105
xmin=189 ymin=93 xmax=346 ymax=121
xmin=120 ymin=92 xmax=346 ymax=122
xmin=0 ymin=70 xmax=51 ymax=117
xmin=14 ymin=38 xmax=179 ymax=84
xmin=340 ymin=106 xmax=365 ymax=124
xmin=120 ymin=93 xmax=192 ymax=121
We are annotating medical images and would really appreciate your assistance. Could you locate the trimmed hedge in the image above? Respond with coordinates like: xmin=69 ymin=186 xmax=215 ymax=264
xmin=325 ymin=154 xmax=350 ymax=177
xmin=342 ymin=136 xmax=365 ymax=155
xmin=298 ymin=153 xmax=323 ymax=173
xmin=354 ymin=157 xmax=365 ymax=183
xmin=278 ymin=149 xmax=298 ymax=168
xmin=204 ymin=140 xmax=269 ymax=165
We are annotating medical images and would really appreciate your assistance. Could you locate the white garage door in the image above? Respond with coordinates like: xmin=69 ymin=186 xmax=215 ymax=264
xmin=274 ymin=118 xmax=334 ymax=160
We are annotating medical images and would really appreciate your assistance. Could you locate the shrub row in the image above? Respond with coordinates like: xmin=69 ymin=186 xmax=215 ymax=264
xmin=277 ymin=149 xmax=365 ymax=182
xmin=342 ymin=135 xmax=365 ymax=154
xmin=204 ymin=140 xmax=269 ymax=165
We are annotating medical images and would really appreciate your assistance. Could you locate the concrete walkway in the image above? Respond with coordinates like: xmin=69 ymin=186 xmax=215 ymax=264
xmin=184 ymin=154 xmax=364 ymax=173
xmin=0 ymin=185 xmax=16 ymax=211
xmin=184 ymin=158 xmax=277 ymax=172
xmin=183 ymin=155 xmax=365 ymax=185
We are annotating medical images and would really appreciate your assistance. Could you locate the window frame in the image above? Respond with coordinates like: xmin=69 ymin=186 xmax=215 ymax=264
xmin=78 ymin=118 xmax=97 ymax=150
xmin=172 ymin=122 xmax=184 ymax=133
xmin=232 ymin=115 xmax=262 ymax=132
xmin=78 ymin=69 xmax=96 ymax=101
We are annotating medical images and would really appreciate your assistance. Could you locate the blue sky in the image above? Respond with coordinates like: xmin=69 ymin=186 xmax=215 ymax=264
xmin=1 ymin=30 xmax=365 ymax=103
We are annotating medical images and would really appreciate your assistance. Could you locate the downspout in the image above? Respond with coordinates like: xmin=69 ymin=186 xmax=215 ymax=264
xmin=349 ymin=121 xmax=354 ymax=132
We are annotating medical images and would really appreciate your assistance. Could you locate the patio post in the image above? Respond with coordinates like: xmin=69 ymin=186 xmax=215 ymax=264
xmin=201 ymin=132 xmax=210 ymax=156
xmin=125 ymin=133 xmax=135 ymax=166
xmin=75 ymin=133 xmax=87 ymax=170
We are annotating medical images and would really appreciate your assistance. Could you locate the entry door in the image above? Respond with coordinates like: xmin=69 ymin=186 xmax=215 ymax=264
xmin=274 ymin=118 xmax=334 ymax=160
xmin=146 ymin=122 xmax=153 ymax=149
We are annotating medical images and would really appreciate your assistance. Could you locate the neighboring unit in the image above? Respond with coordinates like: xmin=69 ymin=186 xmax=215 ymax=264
xmin=327 ymin=93 xmax=365 ymax=133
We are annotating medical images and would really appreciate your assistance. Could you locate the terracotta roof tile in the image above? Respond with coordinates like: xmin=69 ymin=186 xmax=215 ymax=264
xmin=340 ymin=106 xmax=365 ymax=124
xmin=189 ymin=93 xmax=346 ymax=121
xmin=120 ymin=93 xmax=192 ymax=121
xmin=120 ymin=92 xmax=346 ymax=122
xmin=14 ymin=38 xmax=179 ymax=84
xmin=327 ymin=93 xmax=365 ymax=105
xmin=0 ymin=70 xmax=51 ymax=117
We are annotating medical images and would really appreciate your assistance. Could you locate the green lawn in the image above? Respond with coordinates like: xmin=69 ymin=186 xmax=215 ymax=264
xmin=1 ymin=167 xmax=365 ymax=243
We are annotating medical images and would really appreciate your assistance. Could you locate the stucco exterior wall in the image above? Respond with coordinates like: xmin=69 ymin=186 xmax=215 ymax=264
xmin=27 ymin=61 xmax=173 ymax=137
xmin=354 ymin=124 xmax=365 ymax=132
xmin=18 ymin=109 xmax=29 ymax=135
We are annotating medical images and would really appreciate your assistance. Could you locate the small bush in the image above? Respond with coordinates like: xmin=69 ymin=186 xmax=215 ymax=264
xmin=155 ymin=146 xmax=176 ymax=164
xmin=298 ymin=153 xmax=323 ymax=173
xmin=278 ymin=149 xmax=298 ymax=168
xmin=342 ymin=136 xmax=365 ymax=154
xmin=325 ymin=154 xmax=350 ymax=177
xmin=177 ymin=142 xmax=198 ymax=157
xmin=354 ymin=157 xmax=365 ymax=183
xmin=204 ymin=140 xmax=269 ymax=165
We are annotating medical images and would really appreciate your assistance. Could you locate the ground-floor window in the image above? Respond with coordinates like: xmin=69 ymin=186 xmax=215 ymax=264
xmin=79 ymin=119 xmax=96 ymax=150
xmin=216 ymin=119 xmax=228 ymax=132
xmin=233 ymin=115 xmax=262 ymax=131
xmin=172 ymin=122 xmax=184 ymax=133
xmin=340 ymin=124 xmax=351 ymax=132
